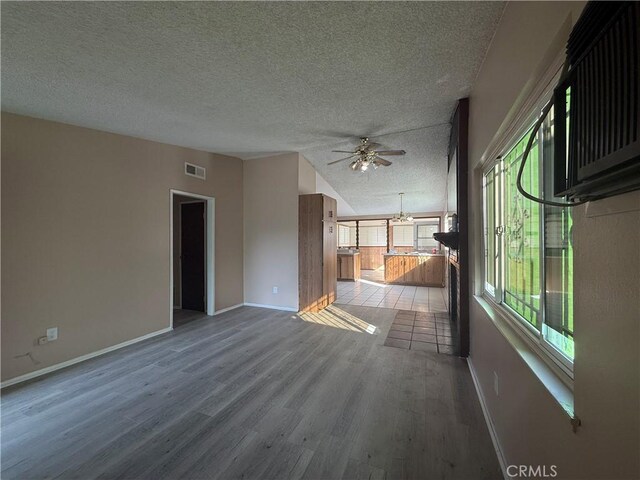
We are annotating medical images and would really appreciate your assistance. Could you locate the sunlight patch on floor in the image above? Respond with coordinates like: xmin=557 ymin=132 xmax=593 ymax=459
xmin=357 ymin=278 xmax=389 ymax=288
xmin=296 ymin=305 xmax=379 ymax=334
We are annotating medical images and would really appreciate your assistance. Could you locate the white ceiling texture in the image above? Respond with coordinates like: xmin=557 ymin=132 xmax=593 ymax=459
xmin=2 ymin=1 xmax=504 ymax=215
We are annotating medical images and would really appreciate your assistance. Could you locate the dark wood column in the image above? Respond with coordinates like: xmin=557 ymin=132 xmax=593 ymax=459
xmin=449 ymin=98 xmax=470 ymax=357
xmin=386 ymin=219 xmax=390 ymax=253
xmin=355 ymin=220 xmax=359 ymax=249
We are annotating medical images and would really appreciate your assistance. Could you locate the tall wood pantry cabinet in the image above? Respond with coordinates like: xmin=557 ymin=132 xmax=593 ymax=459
xmin=299 ymin=194 xmax=337 ymax=313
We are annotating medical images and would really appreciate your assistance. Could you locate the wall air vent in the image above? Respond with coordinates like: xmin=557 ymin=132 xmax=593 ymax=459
xmin=185 ymin=162 xmax=206 ymax=180
xmin=554 ymin=1 xmax=640 ymax=201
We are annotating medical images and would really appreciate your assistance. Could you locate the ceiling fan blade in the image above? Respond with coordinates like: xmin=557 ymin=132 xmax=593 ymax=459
xmin=363 ymin=142 xmax=382 ymax=151
xmin=373 ymin=156 xmax=392 ymax=166
xmin=328 ymin=155 xmax=356 ymax=165
xmin=373 ymin=150 xmax=406 ymax=156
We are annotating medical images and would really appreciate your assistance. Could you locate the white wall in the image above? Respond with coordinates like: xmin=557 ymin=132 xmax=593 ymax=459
xmin=315 ymin=171 xmax=357 ymax=217
xmin=243 ymin=153 xmax=300 ymax=310
xmin=468 ymin=2 xmax=640 ymax=478
xmin=298 ymin=154 xmax=317 ymax=195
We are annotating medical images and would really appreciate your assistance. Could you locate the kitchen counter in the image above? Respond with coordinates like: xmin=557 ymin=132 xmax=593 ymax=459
xmin=384 ymin=254 xmax=445 ymax=287
xmin=383 ymin=252 xmax=445 ymax=257
xmin=337 ymin=252 xmax=361 ymax=281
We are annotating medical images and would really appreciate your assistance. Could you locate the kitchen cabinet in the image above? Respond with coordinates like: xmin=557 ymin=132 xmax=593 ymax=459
xmin=383 ymin=254 xmax=445 ymax=287
xmin=299 ymin=194 xmax=337 ymax=312
xmin=337 ymin=253 xmax=361 ymax=281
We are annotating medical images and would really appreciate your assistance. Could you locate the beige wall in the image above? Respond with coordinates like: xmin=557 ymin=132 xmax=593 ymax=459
xmin=243 ymin=153 xmax=301 ymax=310
xmin=1 ymin=113 xmax=244 ymax=382
xmin=468 ymin=2 xmax=640 ymax=478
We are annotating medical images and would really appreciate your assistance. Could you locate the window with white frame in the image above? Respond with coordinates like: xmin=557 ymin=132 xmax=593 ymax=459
xmin=359 ymin=225 xmax=387 ymax=246
xmin=338 ymin=224 xmax=350 ymax=247
xmin=337 ymin=222 xmax=357 ymax=247
xmin=483 ymin=100 xmax=574 ymax=366
xmin=415 ymin=219 xmax=440 ymax=250
xmin=392 ymin=225 xmax=413 ymax=246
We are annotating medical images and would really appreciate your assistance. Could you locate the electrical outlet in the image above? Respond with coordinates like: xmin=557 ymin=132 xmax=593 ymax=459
xmin=272 ymin=286 xmax=278 ymax=294
xmin=493 ymin=371 xmax=499 ymax=396
xmin=47 ymin=327 xmax=58 ymax=341
xmin=37 ymin=336 xmax=48 ymax=346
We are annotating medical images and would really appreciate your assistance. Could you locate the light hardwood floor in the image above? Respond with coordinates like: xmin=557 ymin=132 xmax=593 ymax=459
xmin=1 ymin=305 xmax=500 ymax=480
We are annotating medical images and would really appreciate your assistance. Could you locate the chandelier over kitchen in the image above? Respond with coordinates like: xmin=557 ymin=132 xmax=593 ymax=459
xmin=392 ymin=193 xmax=413 ymax=222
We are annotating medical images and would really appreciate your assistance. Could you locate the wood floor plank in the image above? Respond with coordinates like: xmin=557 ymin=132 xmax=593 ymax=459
xmin=1 ymin=305 xmax=501 ymax=480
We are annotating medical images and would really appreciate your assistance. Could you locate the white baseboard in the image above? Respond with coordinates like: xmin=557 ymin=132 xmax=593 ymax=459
xmin=243 ymin=302 xmax=298 ymax=312
xmin=0 ymin=326 xmax=173 ymax=389
xmin=4 ymin=303 xmax=297 ymax=389
xmin=213 ymin=303 xmax=244 ymax=315
xmin=467 ymin=358 xmax=509 ymax=480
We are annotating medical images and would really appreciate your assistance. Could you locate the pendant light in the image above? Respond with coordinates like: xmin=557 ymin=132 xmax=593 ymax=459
xmin=392 ymin=193 xmax=413 ymax=222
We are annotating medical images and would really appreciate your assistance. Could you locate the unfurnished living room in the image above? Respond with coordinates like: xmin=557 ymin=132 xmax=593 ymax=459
xmin=1 ymin=2 xmax=639 ymax=480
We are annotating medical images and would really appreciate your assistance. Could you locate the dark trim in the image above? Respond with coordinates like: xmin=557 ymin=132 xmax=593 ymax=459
xmin=450 ymin=98 xmax=470 ymax=357
xmin=386 ymin=219 xmax=391 ymax=253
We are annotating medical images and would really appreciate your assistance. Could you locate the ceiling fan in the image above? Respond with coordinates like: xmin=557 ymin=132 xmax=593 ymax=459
xmin=328 ymin=137 xmax=406 ymax=172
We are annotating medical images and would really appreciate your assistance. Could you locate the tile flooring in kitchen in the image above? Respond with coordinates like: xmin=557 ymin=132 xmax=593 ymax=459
xmin=383 ymin=310 xmax=458 ymax=355
xmin=336 ymin=280 xmax=447 ymax=313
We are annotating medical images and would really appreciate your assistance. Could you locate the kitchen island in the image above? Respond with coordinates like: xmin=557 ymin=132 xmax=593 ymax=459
xmin=383 ymin=253 xmax=445 ymax=287
xmin=337 ymin=251 xmax=361 ymax=281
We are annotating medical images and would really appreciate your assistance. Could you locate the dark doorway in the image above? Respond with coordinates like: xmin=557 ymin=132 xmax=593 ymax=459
xmin=181 ymin=202 xmax=206 ymax=312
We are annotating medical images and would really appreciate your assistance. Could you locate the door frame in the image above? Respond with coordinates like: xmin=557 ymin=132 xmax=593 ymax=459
xmin=170 ymin=189 xmax=215 ymax=327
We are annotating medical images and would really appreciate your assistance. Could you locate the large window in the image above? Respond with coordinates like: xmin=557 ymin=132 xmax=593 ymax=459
xmin=415 ymin=219 xmax=440 ymax=250
xmin=391 ymin=217 xmax=441 ymax=251
xmin=392 ymin=225 xmax=413 ymax=246
xmin=483 ymin=103 xmax=574 ymax=365
xmin=337 ymin=222 xmax=356 ymax=247
xmin=359 ymin=221 xmax=387 ymax=246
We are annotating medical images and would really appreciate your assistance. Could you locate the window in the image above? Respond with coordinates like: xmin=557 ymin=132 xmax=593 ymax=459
xmin=392 ymin=225 xmax=413 ymax=246
xmin=337 ymin=222 xmax=356 ymax=247
xmin=483 ymin=102 xmax=574 ymax=366
xmin=415 ymin=219 xmax=440 ymax=250
xmin=391 ymin=218 xmax=441 ymax=250
xmin=338 ymin=224 xmax=350 ymax=247
xmin=359 ymin=221 xmax=387 ymax=246
xmin=483 ymin=165 xmax=500 ymax=297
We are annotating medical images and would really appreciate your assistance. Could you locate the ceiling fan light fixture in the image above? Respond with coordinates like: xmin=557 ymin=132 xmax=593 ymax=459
xmin=328 ymin=136 xmax=405 ymax=170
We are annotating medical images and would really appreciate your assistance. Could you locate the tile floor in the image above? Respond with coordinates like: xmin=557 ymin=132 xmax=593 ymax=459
xmin=360 ymin=268 xmax=385 ymax=283
xmin=336 ymin=279 xmax=448 ymax=313
xmin=383 ymin=310 xmax=458 ymax=355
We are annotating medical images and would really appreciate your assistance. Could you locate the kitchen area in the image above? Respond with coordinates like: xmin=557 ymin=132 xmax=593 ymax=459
xmin=334 ymin=214 xmax=453 ymax=353
xmin=336 ymin=217 xmax=445 ymax=288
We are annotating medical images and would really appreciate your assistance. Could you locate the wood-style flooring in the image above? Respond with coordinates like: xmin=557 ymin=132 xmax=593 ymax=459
xmin=1 ymin=305 xmax=500 ymax=480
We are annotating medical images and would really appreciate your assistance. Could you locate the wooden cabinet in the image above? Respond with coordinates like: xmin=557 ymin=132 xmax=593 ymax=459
xmin=384 ymin=255 xmax=446 ymax=287
xmin=358 ymin=246 xmax=386 ymax=270
xmin=337 ymin=253 xmax=361 ymax=281
xmin=299 ymin=194 xmax=337 ymax=312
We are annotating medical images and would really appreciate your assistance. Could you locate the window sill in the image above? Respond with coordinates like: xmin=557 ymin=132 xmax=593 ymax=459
xmin=474 ymin=295 xmax=575 ymax=420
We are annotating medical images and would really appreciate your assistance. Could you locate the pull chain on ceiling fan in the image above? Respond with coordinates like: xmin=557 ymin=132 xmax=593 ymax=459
xmin=327 ymin=137 xmax=406 ymax=172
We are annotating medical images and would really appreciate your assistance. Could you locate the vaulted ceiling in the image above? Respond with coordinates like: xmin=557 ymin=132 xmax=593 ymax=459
xmin=2 ymin=1 xmax=504 ymax=215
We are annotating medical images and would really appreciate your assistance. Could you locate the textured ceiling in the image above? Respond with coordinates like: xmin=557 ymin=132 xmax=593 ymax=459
xmin=2 ymin=1 xmax=504 ymax=215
